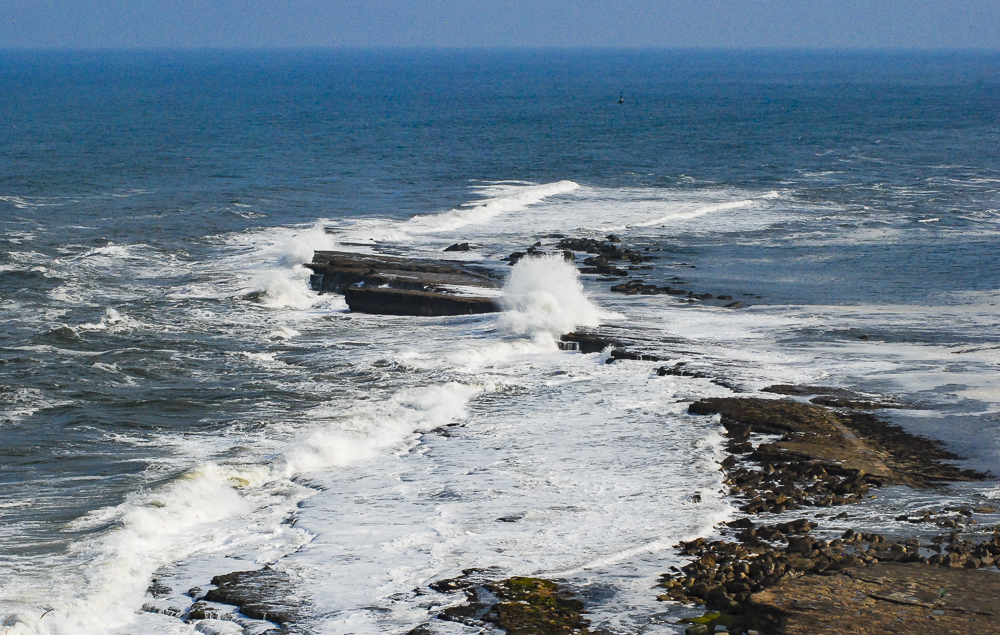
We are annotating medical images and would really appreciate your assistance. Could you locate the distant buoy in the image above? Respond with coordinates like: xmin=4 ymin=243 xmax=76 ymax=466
xmin=618 ymin=91 xmax=624 ymax=104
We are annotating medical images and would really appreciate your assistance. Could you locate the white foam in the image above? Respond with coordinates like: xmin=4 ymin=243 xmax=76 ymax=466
xmin=269 ymin=326 xmax=301 ymax=340
xmin=277 ymin=345 xmax=734 ymax=635
xmin=76 ymin=308 xmax=145 ymax=332
xmin=633 ymin=197 xmax=758 ymax=227
xmin=10 ymin=178 xmax=996 ymax=635
xmin=498 ymin=256 xmax=606 ymax=338
xmin=282 ymin=382 xmax=482 ymax=477
xmin=311 ymin=183 xmax=794 ymax=259
xmin=3 ymin=463 xmax=309 ymax=635
xmin=402 ymin=181 xmax=579 ymax=234
xmin=248 ymin=266 xmax=320 ymax=310
xmin=0 ymin=388 xmax=74 ymax=425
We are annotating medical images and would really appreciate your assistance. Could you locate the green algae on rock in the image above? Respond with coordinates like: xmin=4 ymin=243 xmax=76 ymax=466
xmin=432 ymin=572 xmax=590 ymax=635
xmin=486 ymin=577 xmax=590 ymax=635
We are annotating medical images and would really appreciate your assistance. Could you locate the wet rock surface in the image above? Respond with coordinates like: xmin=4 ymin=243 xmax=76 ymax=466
xmin=342 ymin=286 xmax=500 ymax=316
xmin=761 ymin=383 xmax=905 ymax=410
xmin=424 ymin=569 xmax=590 ymax=635
xmin=201 ymin=567 xmax=306 ymax=628
xmin=753 ymin=561 xmax=1000 ymax=635
xmin=660 ymin=519 xmax=1000 ymax=634
xmin=307 ymin=251 xmax=500 ymax=293
xmin=305 ymin=250 xmax=502 ymax=316
xmin=552 ymin=234 xmax=758 ymax=304
xmin=689 ymin=397 xmax=986 ymax=492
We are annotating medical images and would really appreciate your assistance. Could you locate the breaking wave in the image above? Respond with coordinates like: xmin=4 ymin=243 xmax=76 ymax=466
xmin=498 ymin=256 xmax=604 ymax=338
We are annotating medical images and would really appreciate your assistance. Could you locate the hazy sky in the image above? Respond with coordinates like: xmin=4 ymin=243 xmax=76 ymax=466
xmin=2 ymin=0 xmax=998 ymax=50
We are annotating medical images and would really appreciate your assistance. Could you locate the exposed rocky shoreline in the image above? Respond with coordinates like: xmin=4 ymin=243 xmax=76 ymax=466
xmin=408 ymin=333 xmax=999 ymax=634
xmin=304 ymin=234 xmax=755 ymax=316
xmin=305 ymin=250 xmax=503 ymax=316
xmin=656 ymin=394 xmax=997 ymax=635
xmin=144 ymin=235 xmax=997 ymax=634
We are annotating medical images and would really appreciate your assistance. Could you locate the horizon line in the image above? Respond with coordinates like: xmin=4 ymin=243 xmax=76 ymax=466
xmin=2 ymin=45 xmax=1000 ymax=54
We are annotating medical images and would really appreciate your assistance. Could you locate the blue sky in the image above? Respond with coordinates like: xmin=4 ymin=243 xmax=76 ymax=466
xmin=2 ymin=0 xmax=998 ymax=49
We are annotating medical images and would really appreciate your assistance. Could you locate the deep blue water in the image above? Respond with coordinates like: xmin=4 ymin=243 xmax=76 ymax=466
xmin=4 ymin=50 xmax=1000 ymax=233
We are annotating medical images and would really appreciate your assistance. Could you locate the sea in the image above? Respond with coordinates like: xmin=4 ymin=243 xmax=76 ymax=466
xmin=1 ymin=49 xmax=1000 ymax=635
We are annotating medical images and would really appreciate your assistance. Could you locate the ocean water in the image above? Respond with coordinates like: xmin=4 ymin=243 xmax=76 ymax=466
xmin=1 ymin=50 xmax=1000 ymax=634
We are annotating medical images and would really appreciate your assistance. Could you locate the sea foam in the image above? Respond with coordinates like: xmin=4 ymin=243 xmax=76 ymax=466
xmin=5 ymin=463 xmax=301 ymax=635
xmin=402 ymin=180 xmax=579 ymax=234
xmin=498 ymin=256 xmax=604 ymax=338
xmin=282 ymin=382 xmax=482 ymax=477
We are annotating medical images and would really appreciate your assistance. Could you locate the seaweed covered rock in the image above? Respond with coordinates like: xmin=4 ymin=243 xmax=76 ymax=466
xmin=433 ymin=572 xmax=590 ymax=634
xmin=486 ymin=577 xmax=589 ymax=635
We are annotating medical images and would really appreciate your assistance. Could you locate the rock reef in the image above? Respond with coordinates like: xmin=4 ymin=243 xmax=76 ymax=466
xmin=305 ymin=250 xmax=502 ymax=316
xmin=341 ymin=286 xmax=500 ymax=316
xmin=424 ymin=569 xmax=590 ymax=635
xmin=661 ymin=395 xmax=996 ymax=635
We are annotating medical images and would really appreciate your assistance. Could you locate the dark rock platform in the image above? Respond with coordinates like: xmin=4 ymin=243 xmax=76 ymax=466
xmin=664 ymin=523 xmax=1000 ymax=635
xmin=342 ymin=287 xmax=500 ymax=316
xmin=305 ymin=250 xmax=502 ymax=316
xmin=202 ymin=567 xmax=306 ymax=627
xmin=751 ymin=562 xmax=1000 ymax=635
xmin=688 ymin=397 xmax=986 ymax=489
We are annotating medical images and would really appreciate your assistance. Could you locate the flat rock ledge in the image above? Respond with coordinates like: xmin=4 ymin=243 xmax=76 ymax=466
xmin=665 ymin=528 xmax=1000 ymax=635
xmin=754 ymin=562 xmax=1000 ymax=635
xmin=305 ymin=250 xmax=502 ymax=316
xmin=341 ymin=286 xmax=499 ymax=316
xmin=688 ymin=397 xmax=985 ymax=490
xmin=662 ymin=396 xmax=996 ymax=635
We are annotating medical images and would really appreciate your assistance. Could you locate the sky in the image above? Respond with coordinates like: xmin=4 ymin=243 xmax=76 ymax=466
xmin=1 ymin=0 xmax=998 ymax=50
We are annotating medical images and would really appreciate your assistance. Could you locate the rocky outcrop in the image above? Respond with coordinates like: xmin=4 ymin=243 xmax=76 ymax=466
xmin=688 ymin=397 xmax=985 ymax=489
xmin=751 ymin=561 xmax=1000 ymax=635
xmin=342 ymin=287 xmax=500 ymax=316
xmin=661 ymin=522 xmax=1000 ymax=635
xmin=306 ymin=251 xmax=500 ymax=294
xmin=762 ymin=384 xmax=904 ymax=410
xmin=660 ymin=396 xmax=995 ymax=634
xmin=305 ymin=251 xmax=502 ymax=316
xmin=559 ymin=327 xmax=690 ymax=356
xmin=426 ymin=569 xmax=590 ymax=635
xmin=202 ymin=567 xmax=305 ymax=627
